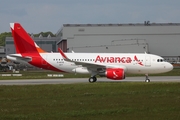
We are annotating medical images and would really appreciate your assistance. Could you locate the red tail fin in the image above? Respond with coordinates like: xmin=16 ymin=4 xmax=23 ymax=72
xmin=10 ymin=23 xmax=46 ymax=54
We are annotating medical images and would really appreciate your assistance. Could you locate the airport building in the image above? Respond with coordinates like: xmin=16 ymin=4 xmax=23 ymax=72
xmin=56 ymin=22 xmax=180 ymax=63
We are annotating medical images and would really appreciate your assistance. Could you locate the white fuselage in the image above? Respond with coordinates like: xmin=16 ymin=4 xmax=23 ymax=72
xmin=29 ymin=52 xmax=173 ymax=74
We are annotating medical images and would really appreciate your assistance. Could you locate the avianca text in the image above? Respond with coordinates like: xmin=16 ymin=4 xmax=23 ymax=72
xmin=95 ymin=55 xmax=132 ymax=63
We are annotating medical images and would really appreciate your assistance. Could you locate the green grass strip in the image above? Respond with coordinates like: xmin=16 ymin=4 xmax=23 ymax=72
xmin=0 ymin=82 xmax=180 ymax=120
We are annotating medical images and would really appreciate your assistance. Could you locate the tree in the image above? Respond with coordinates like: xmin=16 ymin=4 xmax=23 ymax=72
xmin=0 ymin=32 xmax=12 ymax=46
xmin=0 ymin=31 xmax=56 ymax=46
xmin=33 ymin=32 xmax=56 ymax=37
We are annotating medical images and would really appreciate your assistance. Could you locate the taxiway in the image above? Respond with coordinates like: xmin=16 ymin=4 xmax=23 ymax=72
xmin=0 ymin=76 xmax=180 ymax=85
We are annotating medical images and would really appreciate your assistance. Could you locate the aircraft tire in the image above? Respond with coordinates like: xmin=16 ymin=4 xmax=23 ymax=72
xmin=89 ymin=77 xmax=97 ymax=83
xmin=145 ymin=79 xmax=150 ymax=82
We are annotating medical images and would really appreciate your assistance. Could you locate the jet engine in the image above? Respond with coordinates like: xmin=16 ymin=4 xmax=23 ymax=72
xmin=99 ymin=68 xmax=125 ymax=80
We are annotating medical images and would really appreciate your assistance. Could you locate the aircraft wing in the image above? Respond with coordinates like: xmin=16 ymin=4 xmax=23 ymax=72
xmin=73 ymin=60 xmax=106 ymax=69
xmin=58 ymin=48 xmax=125 ymax=71
xmin=58 ymin=48 xmax=104 ymax=65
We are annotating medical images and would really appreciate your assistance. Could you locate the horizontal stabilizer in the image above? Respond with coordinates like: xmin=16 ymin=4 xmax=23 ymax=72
xmin=7 ymin=54 xmax=32 ymax=62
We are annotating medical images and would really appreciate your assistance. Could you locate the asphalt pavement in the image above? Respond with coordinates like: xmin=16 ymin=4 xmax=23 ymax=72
xmin=0 ymin=76 xmax=180 ymax=85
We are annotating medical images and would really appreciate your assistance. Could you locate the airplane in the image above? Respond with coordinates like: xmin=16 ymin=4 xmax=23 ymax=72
xmin=7 ymin=23 xmax=173 ymax=83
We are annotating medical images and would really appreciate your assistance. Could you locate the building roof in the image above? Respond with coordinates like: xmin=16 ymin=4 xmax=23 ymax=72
xmin=62 ymin=23 xmax=180 ymax=27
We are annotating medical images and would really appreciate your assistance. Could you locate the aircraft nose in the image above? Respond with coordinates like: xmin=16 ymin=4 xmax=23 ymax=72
xmin=166 ymin=63 xmax=173 ymax=72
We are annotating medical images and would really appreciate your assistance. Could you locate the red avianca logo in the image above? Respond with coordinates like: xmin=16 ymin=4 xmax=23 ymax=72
xmin=134 ymin=56 xmax=143 ymax=66
xmin=95 ymin=55 xmax=132 ymax=63
xmin=94 ymin=55 xmax=144 ymax=66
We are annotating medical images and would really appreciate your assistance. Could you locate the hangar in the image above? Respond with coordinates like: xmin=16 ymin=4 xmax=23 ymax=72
xmin=56 ymin=22 xmax=180 ymax=63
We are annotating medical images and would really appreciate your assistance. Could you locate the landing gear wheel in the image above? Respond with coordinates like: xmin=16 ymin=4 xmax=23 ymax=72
xmin=145 ymin=79 xmax=150 ymax=82
xmin=89 ymin=77 xmax=97 ymax=83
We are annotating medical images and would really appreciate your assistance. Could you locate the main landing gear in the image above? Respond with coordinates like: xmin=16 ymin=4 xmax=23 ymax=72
xmin=88 ymin=75 xmax=151 ymax=83
xmin=89 ymin=76 xmax=97 ymax=83
xmin=145 ymin=74 xmax=150 ymax=82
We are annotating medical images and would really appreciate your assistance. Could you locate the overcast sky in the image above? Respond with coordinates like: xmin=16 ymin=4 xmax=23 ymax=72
xmin=1 ymin=0 xmax=180 ymax=34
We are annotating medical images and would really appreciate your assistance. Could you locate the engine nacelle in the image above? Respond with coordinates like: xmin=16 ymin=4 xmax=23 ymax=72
xmin=106 ymin=68 xmax=125 ymax=80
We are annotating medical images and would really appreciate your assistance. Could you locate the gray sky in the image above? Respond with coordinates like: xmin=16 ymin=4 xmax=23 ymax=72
xmin=1 ymin=0 xmax=180 ymax=34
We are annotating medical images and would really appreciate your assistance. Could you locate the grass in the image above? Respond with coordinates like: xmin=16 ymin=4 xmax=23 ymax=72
xmin=127 ymin=68 xmax=180 ymax=76
xmin=0 ymin=83 xmax=180 ymax=120
xmin=0 ymin=68 xmax=180 ymax=80
xmin=0 ymin=71 xmax=89 ymax=80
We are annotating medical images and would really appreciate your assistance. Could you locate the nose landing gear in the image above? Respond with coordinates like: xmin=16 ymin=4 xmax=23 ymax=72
xmin=145 ymin=74 xmax=150 ymax=82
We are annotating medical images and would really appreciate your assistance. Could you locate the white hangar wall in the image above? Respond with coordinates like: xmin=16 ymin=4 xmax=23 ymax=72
xmin=56 ymin=23 xmax=180 ymax=56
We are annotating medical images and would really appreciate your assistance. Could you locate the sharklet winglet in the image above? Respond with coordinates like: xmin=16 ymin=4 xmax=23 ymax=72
xmin=58 ymin=48 xmax=68 ymax=59
xmin=58 ymin=48 xmax=72 ymax=62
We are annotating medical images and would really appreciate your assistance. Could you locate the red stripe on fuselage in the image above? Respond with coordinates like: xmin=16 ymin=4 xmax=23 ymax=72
xmin=23 ymin=53 xmax=65 ymax=72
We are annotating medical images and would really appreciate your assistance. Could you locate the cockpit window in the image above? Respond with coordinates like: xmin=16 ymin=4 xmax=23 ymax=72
xmin=157 ymin=59 xmax=164 ymax=62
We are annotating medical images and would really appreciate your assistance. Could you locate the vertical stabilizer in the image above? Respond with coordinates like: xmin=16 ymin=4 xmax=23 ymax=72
xmin=10 ymin=23 xmax=46 ymax=54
